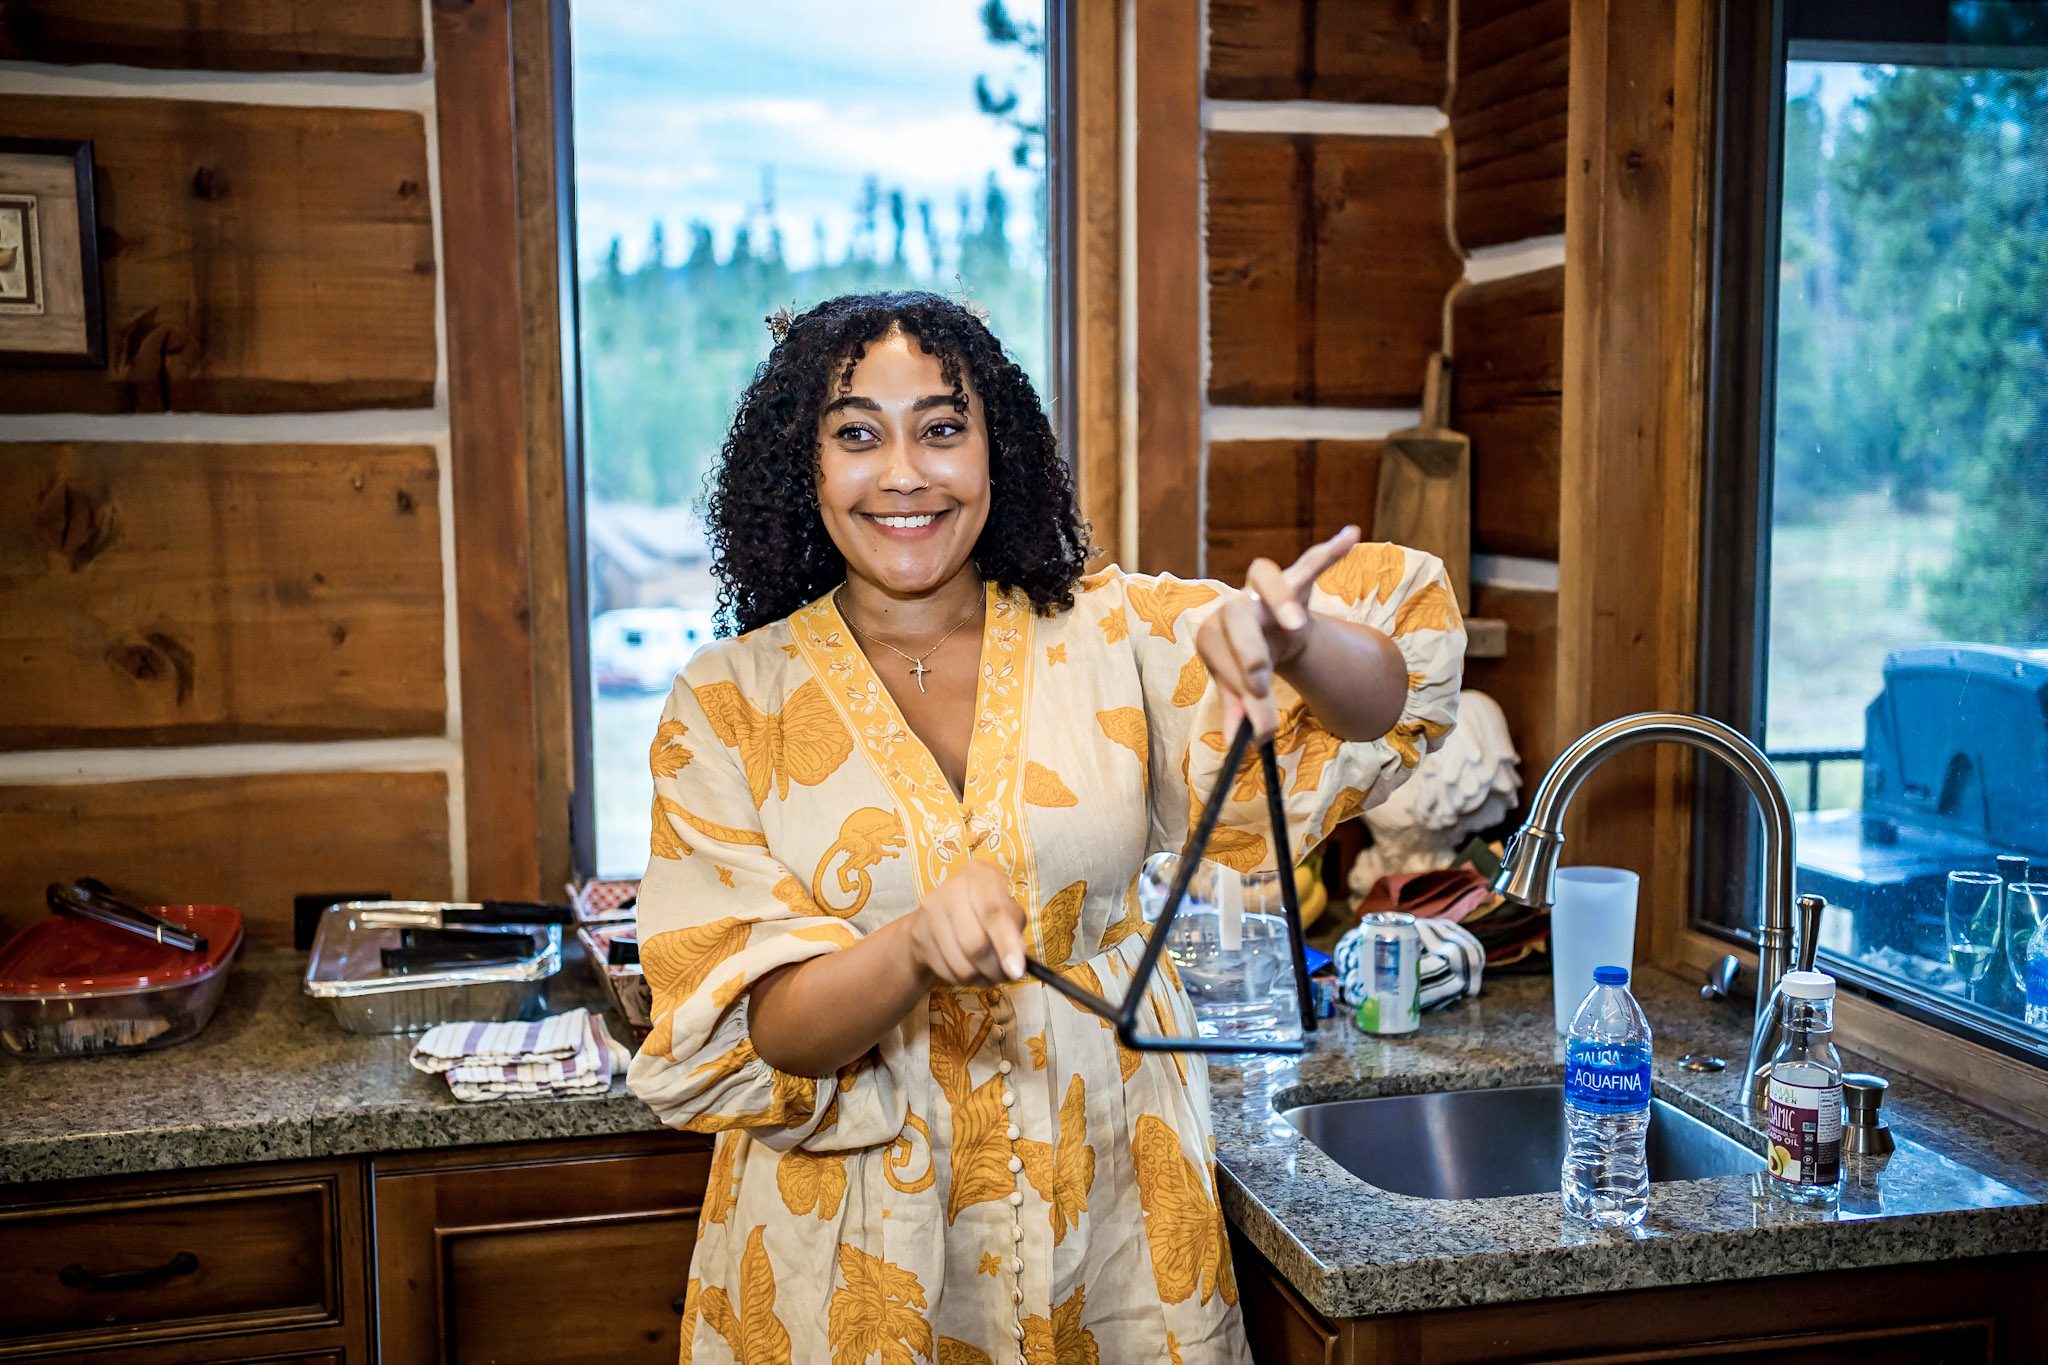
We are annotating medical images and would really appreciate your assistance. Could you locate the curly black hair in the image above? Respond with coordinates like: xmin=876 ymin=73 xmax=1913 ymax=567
xmin=704 ymin=290 xmax=1090 ymax=635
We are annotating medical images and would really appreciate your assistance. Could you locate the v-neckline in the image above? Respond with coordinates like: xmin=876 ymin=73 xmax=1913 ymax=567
xmin=826 ymin=581 xmax=998 ymax=810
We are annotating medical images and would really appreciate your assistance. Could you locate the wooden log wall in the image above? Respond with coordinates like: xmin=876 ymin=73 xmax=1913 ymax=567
xmin=1199 ymin=0 xmax=1568 ymax=811
xmin=0 ymin=2 xmax=537 ymax=944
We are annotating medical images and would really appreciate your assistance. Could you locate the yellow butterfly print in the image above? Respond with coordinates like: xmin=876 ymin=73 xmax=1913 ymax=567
xmin=1314 ymin=541 xmax=1408 ymax=606
xmin=650 ymin=718 xmax=693 ymax=777
xmin=1098 ymin=605 xmax=1129 ymax=644
xmin=715 ymin=865 xmax=736 ymax=888
xmin=1127 ymin=578 xmax=1219 ymax=642
xmin=1170 ymin=652 xmax=1209 ymax=707
xmin=1321 ymin=785 xmax=1370 ymax=839
xmin=650 ymin=795 xmax=694 ymax=861
xmin=1027 ymin=1032 xmax=1049 ymax=1069
xmin=1199 ymin=729 xmax=1266 ymax=803
xmin=1021 ymin=1284 xmax=1100 ymax=1365
xmin=695 ymin=677 xmax=854 ymax=807
xmin=1036 ymin=880 xmax=1088 ymax=966
xmin=1386 ymin=715 xmax=1453 ymax=769
xmin=1017 ymin=1074 xmax=1095 ymax=1244
xmin=775 ymin=1147 xmax=848 ymax=1218
xmin=1044 ymin=642 xmax=1068 ymax=666
xmin=827 ymin=1244 xmax=932 ymax=1365
xmin=1079 ymin=565 xmax=1119 ymax=591
xmin=811 ymin=807 xmax=907 ymax=917
xmin=701 ymin=1133 xmax=739 ymax=1224
xmin=1393 ymin=577 xmax=1464 ymax=636
xmin=699 ymin=1226 xmax=793 ymax=1365
xmin=642 ymin=917 xmax=752 ymax=1010
xmin=1205 ymin=824 xmax=1270 ymax=874
xmin=976 ymin=1252 xmax=1002 ymax=1277
xmin=1132 ymin=1114 xmax=1237 ymax=1307
xmin=1058 ymin=963 xmax=1142 ymax=1081
xmin=1097 ymin=707 xmax=1149 ymax=766
xmin=677 ymin=1279 xmax=702 ymax=1363
xmin=655 ymin=796 xmax=770 ymax=850
xmin=938 ymin=1339 xmax=995 ymax=1365
xmin=1023 ymin=761 xmax=1079 ymax=808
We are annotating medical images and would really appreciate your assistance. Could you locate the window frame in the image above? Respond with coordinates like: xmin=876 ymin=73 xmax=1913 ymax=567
xmin=551 ymin=1 xmax=1087 ymax=881
xmin=1693 ymin=0 xmax=2048 ymax=1069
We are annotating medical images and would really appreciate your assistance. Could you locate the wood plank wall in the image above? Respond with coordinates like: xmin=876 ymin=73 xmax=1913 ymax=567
xmin=0 ymin=1 xmax=499 ymax=945
xmin=1199 ymin=0 xmax=1567 ymax=810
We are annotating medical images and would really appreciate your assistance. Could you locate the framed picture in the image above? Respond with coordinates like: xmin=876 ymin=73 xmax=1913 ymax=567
xmin=0 ymin=137 xmax=105 ymax=367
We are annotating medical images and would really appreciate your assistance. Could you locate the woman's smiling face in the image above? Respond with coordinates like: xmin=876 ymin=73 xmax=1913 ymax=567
xmin=815 ymin=327 xmax=992 ymax=598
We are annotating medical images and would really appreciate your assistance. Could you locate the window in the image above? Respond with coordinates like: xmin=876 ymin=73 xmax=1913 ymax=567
xmin=562 ymin=2 xmax=1059 ymax=876
xmin=1701 ymin=0 xmax=2048 ymax=1059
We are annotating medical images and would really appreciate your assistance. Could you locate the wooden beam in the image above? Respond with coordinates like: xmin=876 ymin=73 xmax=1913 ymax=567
xmin=0 ymin=96 xmax=436 ymax=416
xmin=1452 ymin=268 xmax=1564 ymax=560
xmin=0 ymin=441 xmax=443 ymax=748
xmin=1463 ymin=583 xmax=1560 ymax=802
xmin=1133 ymin=0 xmax=1203 ymax=577
xmin=1452 ymin=0 xmax=1570 ymax=249
xmin=1558 ymin=0 xmax=1712 ymax=925
xmin=1207 ymin=133 xmax=1460 ymax=408
xmin=1206 ymin=439 xmax=1384 ymax=584
xmin=0 ymin=771 xmax=453 ymax=947
xmin=436 ymin=0 xmax=541 ymax=898
xmin=1071 ymin=0 xmax=1123 ymax=567
xmin=1207 ymin=0 xmax=1449 ymax=106
xmin=0 ymin=0 xmax=425 ymax=72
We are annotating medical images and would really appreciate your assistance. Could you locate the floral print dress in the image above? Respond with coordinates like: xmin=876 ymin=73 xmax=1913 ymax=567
xmin=627 ymin=543 xmax=1465 ymax=1365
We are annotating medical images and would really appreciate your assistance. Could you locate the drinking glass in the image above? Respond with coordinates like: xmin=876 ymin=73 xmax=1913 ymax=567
xmin=1943 ymin=870 xmax=2003 ymax=988
xmin=2004 ymin=882 xmax=2048 ymax=995
xmin=1136 ymin=852 xmax=1298 ymax=1040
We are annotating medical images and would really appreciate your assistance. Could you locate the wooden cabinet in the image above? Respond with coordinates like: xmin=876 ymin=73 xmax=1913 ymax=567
xmin=0 ymin=1161 xmax=368 ymax=1364
xmin=1233 ymin=1229 xmax=2048 ymax=1365
xmin=371 ymin=1133 xmax=711 ymax=1365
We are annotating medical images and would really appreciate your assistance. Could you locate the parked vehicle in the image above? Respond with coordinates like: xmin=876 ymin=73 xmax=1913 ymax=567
xmin=591 ymin=607 xmax=715 ymax=693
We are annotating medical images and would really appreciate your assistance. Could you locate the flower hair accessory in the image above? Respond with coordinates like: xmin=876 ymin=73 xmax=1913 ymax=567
xmin=951 ymin=275 xmax=992 ymax=326
xmin=764 ymin=304 xmax=797 ymax=343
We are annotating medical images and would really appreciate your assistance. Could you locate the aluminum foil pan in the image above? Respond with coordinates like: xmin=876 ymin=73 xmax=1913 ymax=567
xmin=303 ymin=901 xmax=561 ymax=1035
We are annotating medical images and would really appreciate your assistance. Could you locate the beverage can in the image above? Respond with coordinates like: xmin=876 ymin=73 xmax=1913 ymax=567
xmin=1353 ymin=912 xmax=1420 ymax=1035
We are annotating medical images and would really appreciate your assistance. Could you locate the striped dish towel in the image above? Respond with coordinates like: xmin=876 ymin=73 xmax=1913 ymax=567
xmin=409 ymin=1008 xmax=630 ymax=1102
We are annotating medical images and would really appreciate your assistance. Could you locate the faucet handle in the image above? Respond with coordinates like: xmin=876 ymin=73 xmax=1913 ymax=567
xmin=1795 ymin=894 xmax=1826 ymax=973
xmin=1700 ymin=954 xmax=1741 ymax=1001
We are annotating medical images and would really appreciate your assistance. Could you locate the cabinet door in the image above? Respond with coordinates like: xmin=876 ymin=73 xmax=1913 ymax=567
xmin=373 ymin=1134 xmax=711 ymax=1365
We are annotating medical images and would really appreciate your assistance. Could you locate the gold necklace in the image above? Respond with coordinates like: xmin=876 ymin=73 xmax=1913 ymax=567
xmin=836 ymin=590 xmax=981 ymax=694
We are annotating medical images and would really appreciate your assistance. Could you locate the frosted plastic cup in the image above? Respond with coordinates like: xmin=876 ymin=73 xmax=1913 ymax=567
xmin=1550 ymin=866 xmax=1641 ymax=1033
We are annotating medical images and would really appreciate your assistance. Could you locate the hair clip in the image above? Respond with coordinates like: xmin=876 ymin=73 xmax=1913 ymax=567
xmin=765 ymin=304 xmax=797 ymax=343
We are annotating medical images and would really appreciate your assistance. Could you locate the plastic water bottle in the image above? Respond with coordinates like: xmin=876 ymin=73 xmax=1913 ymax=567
xmin=1562 ymin=964 xmax=1653 ymax=1227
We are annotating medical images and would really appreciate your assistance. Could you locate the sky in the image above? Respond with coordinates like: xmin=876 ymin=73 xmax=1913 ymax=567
xmin=567 ymin=1 xmax=1046 ymax=276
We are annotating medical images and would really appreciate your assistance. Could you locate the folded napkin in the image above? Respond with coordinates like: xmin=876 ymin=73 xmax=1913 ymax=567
xmin=409 ymin=1008 xmax=630 ymax=1102
xmin=1333 ymin=916 xmax=1487 ymax=1013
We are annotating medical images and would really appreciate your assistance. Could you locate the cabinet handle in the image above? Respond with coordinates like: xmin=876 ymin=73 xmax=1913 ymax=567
xmin=672 ymin=1291 xmax=690 ymax=1315
xmin=59 ymin=1250 xmax=199 ymax=1292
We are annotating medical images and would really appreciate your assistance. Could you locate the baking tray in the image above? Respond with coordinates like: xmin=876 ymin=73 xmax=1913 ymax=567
xmin=303 ymin=901 xmax=560 ymax=1035
xmin=576 ymin=921 xmax=652 ymax=1035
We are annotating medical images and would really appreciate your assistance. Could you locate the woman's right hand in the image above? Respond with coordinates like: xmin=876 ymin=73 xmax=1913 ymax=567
xmin=902 ymin=860 xmax=1029 ymax=986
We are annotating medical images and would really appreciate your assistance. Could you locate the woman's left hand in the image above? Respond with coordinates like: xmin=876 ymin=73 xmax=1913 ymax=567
xmin=1194 ymin=524 xmax=1362 ymax=743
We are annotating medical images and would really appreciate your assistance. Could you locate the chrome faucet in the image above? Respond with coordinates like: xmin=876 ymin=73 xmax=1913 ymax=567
xmin=1490 ymin=711 xmax=1808 ymax=1116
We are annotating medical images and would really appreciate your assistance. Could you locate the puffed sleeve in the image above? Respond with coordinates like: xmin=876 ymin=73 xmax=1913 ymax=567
xmin=1122 ymin=541 xmax=1466 ymax=870
xmin=624 ymin=674 xmax=907 ymax=1153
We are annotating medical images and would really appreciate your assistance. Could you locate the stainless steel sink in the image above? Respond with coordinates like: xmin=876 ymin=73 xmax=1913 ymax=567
xmin=1282 ymin=1084 xmax=1765 ymax=1201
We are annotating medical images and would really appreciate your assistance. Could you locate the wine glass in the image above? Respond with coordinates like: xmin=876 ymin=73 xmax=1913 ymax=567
xmin=1944 ymin=870 xmax=2003 ymax=991
xmin=2003 ymin=881 xmax=2048 ymax=1000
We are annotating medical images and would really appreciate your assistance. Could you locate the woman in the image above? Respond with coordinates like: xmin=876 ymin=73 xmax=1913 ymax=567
xmin=628 ymin=291 xmax=1464 ymax=1365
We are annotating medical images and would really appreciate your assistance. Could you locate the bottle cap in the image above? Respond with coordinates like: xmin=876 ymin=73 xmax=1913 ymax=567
xmin=1780 ymin=969 xmax=1835 ymax=999
xmin=1593 ymin=965 xmax=1629 ymax=986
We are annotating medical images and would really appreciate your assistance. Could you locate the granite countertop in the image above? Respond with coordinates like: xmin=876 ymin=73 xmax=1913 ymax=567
xmin=7 ymin=947 xmax=2047 ymax=1321
xmin=1208 ymin=966 xmax=2048 ymax=1318
xmin=0 ymin=945 xmax=663 ymax=1185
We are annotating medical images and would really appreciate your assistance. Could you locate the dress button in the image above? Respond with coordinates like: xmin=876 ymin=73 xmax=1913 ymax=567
xmin=1001 ymin=1090 xmax=1016 ymax=1107
xmin=997 ymin=1060 xmax=1012 ymax=1075
xmin=1007 ymin=1191 xmax=1024 ymax=1207
xmin=1012 ymin=1324 xmax=1026 ymax=1342
xmin=1006 ymin=1124 xmax=1020 ymax=1140
xmin=1011 ymin=1288 xmax=1024 ymax=1306
xmin=1011 ymin=1256 xmax=1024 ymax=1274
xmin=1008 ymin=1155 xmax=1023 ymax=1173
xmin=1011 ymin=1225 xmax=1024 ymax=1242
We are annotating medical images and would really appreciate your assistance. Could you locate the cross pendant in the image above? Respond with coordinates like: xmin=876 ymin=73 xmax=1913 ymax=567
xmin=909 ymin=659 xmax=930 ymax=693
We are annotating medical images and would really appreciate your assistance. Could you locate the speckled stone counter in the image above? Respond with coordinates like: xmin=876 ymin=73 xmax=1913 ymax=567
xmin=6 ymin=948 xmax=2046 ymax=1321
xmin=1207 ymin=967 xmax=2048 ymax=1318
xmin=0 ymin=946 xmax=661 ymax=1186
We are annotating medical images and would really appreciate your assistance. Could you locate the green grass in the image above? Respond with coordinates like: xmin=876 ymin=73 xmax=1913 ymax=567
xmin=1764 ymin=491 xmax=1957 ymax=753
